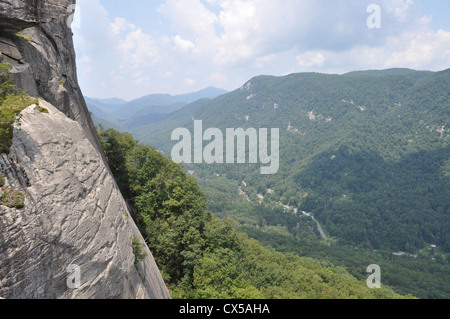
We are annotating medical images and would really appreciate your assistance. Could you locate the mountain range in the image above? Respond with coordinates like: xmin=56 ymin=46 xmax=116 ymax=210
xmin=86 ymin=87 xmax=228 ymax=132
xmin=91 ymin=68 xmax=450 ymax=252
xmin=90 ymin=67 xmax=450 ymax=298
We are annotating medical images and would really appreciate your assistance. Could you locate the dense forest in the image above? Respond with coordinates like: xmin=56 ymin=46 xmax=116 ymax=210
xmin=97 ymin=127 xmax=410 ymax=299
xmin=91 ymin=68 xmax=450 ymax=299
xmin=198 ymin=176 xmax=450 ymax=299
xmin=134 ymin=69 xmax=450 ymax=254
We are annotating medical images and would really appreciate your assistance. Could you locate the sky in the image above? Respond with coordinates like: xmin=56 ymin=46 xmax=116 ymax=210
xmin=72 ymin=0 xmax=450 ymax=101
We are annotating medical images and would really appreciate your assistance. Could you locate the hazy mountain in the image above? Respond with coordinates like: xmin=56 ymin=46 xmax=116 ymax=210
xmin=86 ymin=97 xmax=128 ymax=106
xmin=175 ymin=87 xmax=230 ymax=104
xmin=86 ymin=87 xmax=228 ymax=131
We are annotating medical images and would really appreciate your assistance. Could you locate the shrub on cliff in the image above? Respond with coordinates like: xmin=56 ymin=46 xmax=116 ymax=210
xmin=0 ymin=63 xmax=38 ymax=154
xmin=1 ymin=188 xmax=25 ymax=209
xmin=0 ymin=63 xmax=15 ymax=99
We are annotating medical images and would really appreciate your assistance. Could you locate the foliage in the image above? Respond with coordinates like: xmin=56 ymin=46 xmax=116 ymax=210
xmin=0 ymin=94 xmax=39 ymax=154
xmin=99 ymin=127 xmax=208 ymax=287
xmin=100 ymin=68 xmax=450 ymax=298
xmin=137 ymin=69 xmax=450 ymax=254
xmin=97 ymin=128 xmax=136 ymax=199
xmin=98 ymin=127 xmax=409 ymax=299
xmin=197 ymin=174 xmax=450 ymax=299
xmin=37 ymin=105 xmax=49 ymax=113
xmin=0 ymin=63 xmax=15 ymax=99
xmin=1 ymin=63 xmax=39 ymax=154
xmin=1 ymin=188 xmax=25 ymax=209
xmin=132 ymin=236 xmax=148 ymax=268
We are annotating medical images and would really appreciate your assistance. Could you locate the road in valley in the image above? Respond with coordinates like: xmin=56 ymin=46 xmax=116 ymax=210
xmin=300 ymin=210 xmax=327 ymax=240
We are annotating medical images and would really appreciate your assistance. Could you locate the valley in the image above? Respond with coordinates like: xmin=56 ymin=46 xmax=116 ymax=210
xmin=89 ymin=68 xmax=450 ymax=299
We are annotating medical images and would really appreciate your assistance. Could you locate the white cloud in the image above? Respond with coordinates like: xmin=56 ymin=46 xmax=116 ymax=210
xmin=206 ymin=72 xmax=228 ymax=84
xmin=111 ymin=17 xmax=136 ymax=36
xmin=154 ymin=0 xmax=432 ymax=68
xmin=74 ymin=0 xmax=450 ymax=100
xmin=208 ymin=0 xmax=311 ymax=66
xmin=158 ymin=0 xmax=219 ymax=38
xmin=118 ymin=28 xmax=162 ymax=69
xmin=161 ymin=71 xmax=173 ymax=78
xmin=293 ymin=28 xmax=450 ymax=74
xmin=173 ymin=35 xmax=196 ymax=52
xmin=297 ymin=52 xmax=326 ymax=69
xmin=384 ymin=29 xmax=450 ymax=70
xmin=255 ymin=54 xmax=276 ymax=68
xmin=184 ymin=78 xmax=196 ymax=85
xmin=74 ymin=0 xmax=117 ymax=56
xmin=386 ymin=0 xmax=415 ymax=20
xmin=134 ymin=76 xmax=151 ymax=86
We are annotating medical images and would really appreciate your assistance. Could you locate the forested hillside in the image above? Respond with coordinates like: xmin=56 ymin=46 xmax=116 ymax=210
xmin=97 ymin=127 xmax=410 ymax=299
xmin=93 ymin=68 xmax=450 ymax=298
xmin=139 ymin=69 xmax=450 ymax=254
xmin=126 ymin=69 xmax=450 ymax=298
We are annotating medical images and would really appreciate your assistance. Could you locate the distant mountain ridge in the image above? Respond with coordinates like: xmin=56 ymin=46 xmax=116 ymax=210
xmin=86 ymin=87 xmax=228 ymax=131
xmin=343 ymin=68 xmax=435 ymax=78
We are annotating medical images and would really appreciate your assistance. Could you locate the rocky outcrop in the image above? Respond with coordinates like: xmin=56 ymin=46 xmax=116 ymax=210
xmin=0 ymin=100 xmax=170 ymax=299
xmin=0 ymin=1 xmax=170 ymax=299
xmin=0 ymin=0 xmax=102 ymax=156
xmin=0 ymin=0 xmax=72 ymax=32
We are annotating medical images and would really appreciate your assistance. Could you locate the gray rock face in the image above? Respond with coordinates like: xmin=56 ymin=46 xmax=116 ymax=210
xmin=0 ymin=37 xmax=39 ymax=97
xmin=0 ymin=101 xmax=170 ymax=299
xmin=0 ymin=0 xmax=72 ymax=32
xmin=1 ymin=0 xmax=103 ymax=158
xmin=0 ymin=0 xmax=170 ymax=299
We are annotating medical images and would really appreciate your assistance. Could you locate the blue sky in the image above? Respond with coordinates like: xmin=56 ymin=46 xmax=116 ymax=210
xmin=73 ymin=0 xmax=450 ymax=100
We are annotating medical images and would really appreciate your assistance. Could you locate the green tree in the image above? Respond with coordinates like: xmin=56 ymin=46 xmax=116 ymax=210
xmin=98 ymin=128 xmax=136 ymax=198
xmin=1 ymin=63 xmax=38 ymax=154
xmin=97 ymin=127 xmax=414 ymax=300
xmin=0 ymin=63 xmax=15 ymax=100
xmin=98 ymin=128 xmax=208 ymax=288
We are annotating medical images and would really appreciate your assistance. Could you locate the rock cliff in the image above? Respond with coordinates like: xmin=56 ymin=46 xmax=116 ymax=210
xmin=0 ymin=0 xmax=102 ymax=155
xmin=0 ymin=1 xmax=170 ymax=299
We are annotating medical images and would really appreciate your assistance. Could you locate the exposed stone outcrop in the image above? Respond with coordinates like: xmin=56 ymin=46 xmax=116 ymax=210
xmin=0 ymin=1 xmax=170 ymax=299
xmin=0 ymin=0 xmax=72 ymax=32
xmin=0 ymin=101 xmax=170 ymax=299
xmin=0 ymin=0 xmax=102 ymax=157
